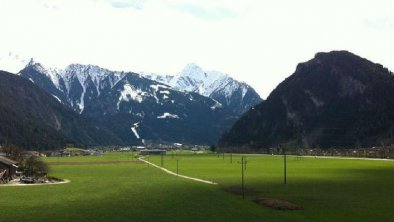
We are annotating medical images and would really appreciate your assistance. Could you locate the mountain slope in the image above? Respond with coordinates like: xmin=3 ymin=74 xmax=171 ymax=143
xmin=219 ymin=51 xmax=394 ymax=150
xmin=144 ymin=63 xmax=262 ymax=115
xmin=0 ymin=70 xmax=124 ymax=150
xmin=18 ymin=60 xmax=68 ymax=105
xmin=83 ymin=73 xmax=237 ymax=144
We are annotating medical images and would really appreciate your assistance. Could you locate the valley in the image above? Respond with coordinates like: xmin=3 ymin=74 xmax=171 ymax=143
xmin=1 ymin=152 xmax=394 ymax=222
xmin=2 ymin=1 xmax=394 ymax=221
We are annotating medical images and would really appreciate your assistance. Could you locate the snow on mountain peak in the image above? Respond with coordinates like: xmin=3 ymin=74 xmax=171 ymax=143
xmin=141 ymin=63 xmax=262 ymax=114
xmin=141 ymin=63 xmax=245 ymax=98
xmin=19 ymin=62 xmax=128 ymax=113
xmin=63 ymin=64 xmax=107 ymax=82
xmin=27 ymin=59 xmax=62 ymax=88
xmin=177 ymin=63 xmax=225 ymax=83
xmin=179 ymin=63 xmax=205 ymax=77
xmin=63 ymin=64 xmax=125 ymax=96
xmin=171 ymin=64 xmax=231 ymax=97
xmin=66 ymin=64 xmax=110 ymax=76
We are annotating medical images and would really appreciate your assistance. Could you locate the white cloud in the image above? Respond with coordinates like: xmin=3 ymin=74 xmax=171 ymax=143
xmin=171 ymin=4 xmax=237 ymax=20
xmin=104 ymin=0 xmax=145 ymax=9
xmin=1 ymin=0 xmax=394 ymax=98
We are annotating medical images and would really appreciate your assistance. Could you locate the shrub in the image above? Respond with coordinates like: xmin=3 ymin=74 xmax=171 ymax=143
xmin=21 ymin=156 xmax=49 ymax=177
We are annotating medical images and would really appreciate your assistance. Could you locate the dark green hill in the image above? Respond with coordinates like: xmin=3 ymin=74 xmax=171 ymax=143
xmin=219 ymin=51 xmax=394 ymax=150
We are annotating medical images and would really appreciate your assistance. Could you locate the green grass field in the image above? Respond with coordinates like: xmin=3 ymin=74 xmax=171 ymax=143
xmin=1 ymin=151 xmax=394 ymax=222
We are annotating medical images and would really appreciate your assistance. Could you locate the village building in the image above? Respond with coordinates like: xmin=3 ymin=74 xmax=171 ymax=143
xmin=0 ymin=156 xmax=18 ymax=179
xmin=119 ymin=147 xmax=131 ymax=152
xmin=22 ymin=151 xmax=42 ymax=157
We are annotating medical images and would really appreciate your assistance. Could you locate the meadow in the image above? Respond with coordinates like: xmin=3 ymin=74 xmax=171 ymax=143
xmin=1 ymin=151 xmax=394 ymax=222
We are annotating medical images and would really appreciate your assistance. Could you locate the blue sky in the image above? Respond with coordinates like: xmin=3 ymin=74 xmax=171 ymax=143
xmin=1 ymin=0 xmax=394 ymax=98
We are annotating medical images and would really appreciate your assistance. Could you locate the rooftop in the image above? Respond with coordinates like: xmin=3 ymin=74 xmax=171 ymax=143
xmin=0 ymin=156 xmax=18 ymax=165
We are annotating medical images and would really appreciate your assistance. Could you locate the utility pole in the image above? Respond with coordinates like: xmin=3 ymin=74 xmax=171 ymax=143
xmin=244 ymin=157 xmax=247 ymax=171
xmin=241 ymin=156 xmax=245 ymax=199
xmin=283 ymin=146 xmax=287 ymax=185
xmin=177 ymin=159 xmax=179 ymax=176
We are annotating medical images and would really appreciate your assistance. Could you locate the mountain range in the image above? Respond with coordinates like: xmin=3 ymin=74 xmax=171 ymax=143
xmin=219 ymin=51 xmax=394 ymax=150
xmin=1 ymin=58 xmax=261 ymax=147
xmin=5 ymin=50 xmax=393 ymax=151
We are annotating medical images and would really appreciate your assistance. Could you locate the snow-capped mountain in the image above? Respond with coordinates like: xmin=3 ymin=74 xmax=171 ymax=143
xmin=19 ymin=60 xmax=127 ymax=113
xmin=58 ymin=63 xmax=127 ymax=112
xmin=143 ymin=63 xmax=262 ymax=114
xmin=17 ymin=61 xmax=238 ymax=145
xmin=2 ymin=57 xmax=261 ymax=145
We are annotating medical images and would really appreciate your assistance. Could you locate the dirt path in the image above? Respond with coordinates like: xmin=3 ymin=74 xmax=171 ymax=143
xmin=138 ymin=157 xmax=217 ymax=185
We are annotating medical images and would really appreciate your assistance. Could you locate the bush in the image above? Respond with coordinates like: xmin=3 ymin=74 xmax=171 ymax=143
xmin=21 ymin=156 xmax=49 ymax=177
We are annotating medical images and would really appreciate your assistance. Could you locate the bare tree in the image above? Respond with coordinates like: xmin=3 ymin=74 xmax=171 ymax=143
xmin=0 ymin=144 xmax=22 ymax=161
